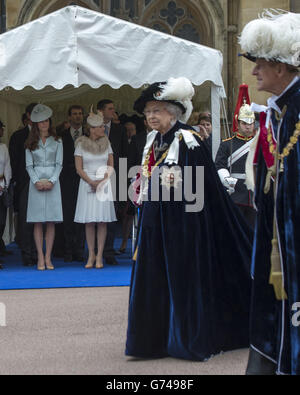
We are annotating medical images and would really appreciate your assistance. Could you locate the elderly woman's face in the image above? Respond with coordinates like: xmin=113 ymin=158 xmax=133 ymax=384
xmin=144 ymin=101 xmax=174 ymax=133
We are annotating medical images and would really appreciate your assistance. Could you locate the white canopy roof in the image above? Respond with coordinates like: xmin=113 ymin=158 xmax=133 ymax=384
xmin=0 ymin=5 xmax=225 ymax=162
xmin=0 ymin=6 xmax=227 ymax=245
xmin=0 ymin=5 xmax=225 ymax=95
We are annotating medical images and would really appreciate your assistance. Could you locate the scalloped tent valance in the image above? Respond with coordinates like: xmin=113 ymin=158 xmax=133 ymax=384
xmin=0 ymin=5 xmax=226 ymax=160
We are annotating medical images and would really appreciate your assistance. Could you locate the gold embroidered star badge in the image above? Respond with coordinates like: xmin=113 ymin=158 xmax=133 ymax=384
xmin=160 ymin=167 xmax=182 ymax=190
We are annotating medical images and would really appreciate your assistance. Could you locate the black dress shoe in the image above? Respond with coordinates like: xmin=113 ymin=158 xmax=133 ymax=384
xmin=115 ymin=248 xmax=126 ymax=255
xmin=73 ymin=254 xmax=84 ymax=262
xmin=53 ymin=251 xmax=64 ymax=258
xmin=23 ymin=260 xmax=35 ymax=267
xmin=246 ymin=348 xmax=277 ymax=375
xmin=64 ymin=254 xmax=73 ymax=262
xmin=105 ymin=257 xmax=118 ymax=265
xmin=0 ymin=250 xmax=13 ymax=257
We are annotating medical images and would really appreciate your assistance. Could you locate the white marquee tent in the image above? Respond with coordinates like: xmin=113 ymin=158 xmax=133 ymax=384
xmin=0 ymin=5 xmax=226 ymax=148
xmin=0 ymin=5 xmax=227 ymax=243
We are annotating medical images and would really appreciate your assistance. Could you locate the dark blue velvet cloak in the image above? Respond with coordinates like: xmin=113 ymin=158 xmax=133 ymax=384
xmin=250 ymin=78 xmax=300 ymax=375
xmin=125 ymin=121 xmax=253 ymax=361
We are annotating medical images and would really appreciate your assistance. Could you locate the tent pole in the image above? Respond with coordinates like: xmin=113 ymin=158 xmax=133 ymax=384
xmin=211 ymin=84 xmax=221 ymax=161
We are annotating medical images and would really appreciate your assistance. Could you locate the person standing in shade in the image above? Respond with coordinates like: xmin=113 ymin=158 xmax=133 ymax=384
xmin=198 ymin=112 xmax=213 ymax=155
xmin=97 ymin=100 xmax=128 ymax=265
xmin=74 ymin=107 xmax=116 ymax=269
xmin=58 ymin=105 xmax=85 ymax=262
xmin=9 ymin=103 xmax=38 ymax=267
xmin=0 ymin=120 xmax=12 ymax=268
xmin=25 ymin=104 xmax=63 ymax=271
xmin=239 ymin=11 xmax=300 ymax=375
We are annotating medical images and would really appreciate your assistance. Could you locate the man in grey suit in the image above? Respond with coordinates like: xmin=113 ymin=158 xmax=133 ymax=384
xmin=97 ymin=100 xmax=128 ymax=265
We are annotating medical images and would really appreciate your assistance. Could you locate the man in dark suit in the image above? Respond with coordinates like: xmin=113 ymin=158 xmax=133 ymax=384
xmin=97 ymin=99 xmax=129 ymax=265
xmin=127 ymin=117 xmax=150 ymax=169
xmin=9 ymin=103 xmax=37 ymax=266
xmin=58 ymin=105 xmax=85 ymax=262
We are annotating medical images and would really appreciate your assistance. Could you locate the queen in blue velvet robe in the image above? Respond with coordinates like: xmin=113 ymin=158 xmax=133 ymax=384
xmin=125 ymin=95 xmax=253 ymax=361
xmin=249 ymin=77 xmax=300 ymax=375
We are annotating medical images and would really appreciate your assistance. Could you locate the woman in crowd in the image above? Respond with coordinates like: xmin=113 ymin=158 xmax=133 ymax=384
xmin=25 ymin=104 xmax=63 ymax=271
xmin=74 ymin=107 xmax=116 ymax=269
xmin=0 ymin=120 xmax=12 ymax=269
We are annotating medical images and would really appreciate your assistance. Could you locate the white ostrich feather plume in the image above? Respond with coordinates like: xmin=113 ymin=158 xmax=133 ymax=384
xmin=181 ymin=100 xmax=193 ymax=123
xmin=155 ymin=77 xmax=195 ymax=123
xmin=239 ymin=10 xmax=300 ymax=67
xmin=156 ymin=77 xmax=195 ymax=101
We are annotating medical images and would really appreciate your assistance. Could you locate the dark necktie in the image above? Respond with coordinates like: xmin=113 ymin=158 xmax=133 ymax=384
xmin=73 ymin=129 xmax=80 ymax=141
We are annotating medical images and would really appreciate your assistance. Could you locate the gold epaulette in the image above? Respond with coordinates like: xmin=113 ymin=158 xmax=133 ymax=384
xmin=222 ymin=136 xmax=234 ymax=142
xmin=188 ymin=129 xmax=202 ymax=138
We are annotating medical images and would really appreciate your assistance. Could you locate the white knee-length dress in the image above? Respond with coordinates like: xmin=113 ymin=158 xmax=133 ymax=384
xmin=74 ymin=139 xmax=117 ymax=224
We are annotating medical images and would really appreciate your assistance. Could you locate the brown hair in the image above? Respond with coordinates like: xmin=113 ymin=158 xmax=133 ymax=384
xmin=25 ymin=120 xmax=59 ymax=151
xmin=198 ymin=112 xmax=212 ymax=124
xmin=187 ymin=111 xmax=200 ymax=125
xmin=68 ymin=105 xmax=84 ymax=116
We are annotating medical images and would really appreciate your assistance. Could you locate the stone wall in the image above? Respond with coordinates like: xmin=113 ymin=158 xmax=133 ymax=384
xmin=238 ymin=0 xmax=290 ymax=106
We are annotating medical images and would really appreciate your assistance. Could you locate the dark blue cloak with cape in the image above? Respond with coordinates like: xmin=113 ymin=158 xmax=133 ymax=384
xmin=125 ymin=121 xmax=253 ymax=361
xmin=250 ymin=78 xmax=300 ymax=375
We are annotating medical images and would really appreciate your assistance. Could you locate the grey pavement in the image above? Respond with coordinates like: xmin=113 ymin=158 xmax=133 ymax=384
xmin=0 ymin=287 xmax=249 ymax=375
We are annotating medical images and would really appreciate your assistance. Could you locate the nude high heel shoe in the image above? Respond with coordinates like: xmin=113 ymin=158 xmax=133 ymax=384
xmin=45 ymin=258 xmax=54 ymax=270
xmin=95 ymin=257 xmax=104 ymax=269
xmin=85 ymin=256 xmax=95 ymax=269
xmin=37 ymin=258 xmax=45 ymax=271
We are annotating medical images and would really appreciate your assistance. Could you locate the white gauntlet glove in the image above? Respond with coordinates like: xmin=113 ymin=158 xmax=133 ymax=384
xmin=218 ymin=169 xmax=238 ymax=195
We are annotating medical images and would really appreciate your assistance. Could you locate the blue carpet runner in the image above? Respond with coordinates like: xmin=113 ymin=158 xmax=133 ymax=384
xmin=0 ymin=241 xmax=133 ymax=290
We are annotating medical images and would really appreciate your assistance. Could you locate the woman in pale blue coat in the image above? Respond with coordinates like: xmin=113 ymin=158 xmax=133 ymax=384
xmin=25 ymin=104 xmax=63 ymax=271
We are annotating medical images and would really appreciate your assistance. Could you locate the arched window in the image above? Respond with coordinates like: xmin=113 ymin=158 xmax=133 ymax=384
xmin=142 ymin=0 xmax=212 ymax=46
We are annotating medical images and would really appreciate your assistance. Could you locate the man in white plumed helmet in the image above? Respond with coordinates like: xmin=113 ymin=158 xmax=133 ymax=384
xmin=239 ymin=10 xmax=300 ymax=375
xmin=215 ymin=84 xmax=256 ymax=229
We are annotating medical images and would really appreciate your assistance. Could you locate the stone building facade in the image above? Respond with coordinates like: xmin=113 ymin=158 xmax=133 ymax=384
xmin=0 ymin=0 xmax=298 ymax=120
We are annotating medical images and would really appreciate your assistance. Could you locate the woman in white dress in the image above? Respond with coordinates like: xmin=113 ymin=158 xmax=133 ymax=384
xmin=74 ymin=108 xmax=116 ymax=269
xmin=25 ymin=104 xmax=63 ymax=271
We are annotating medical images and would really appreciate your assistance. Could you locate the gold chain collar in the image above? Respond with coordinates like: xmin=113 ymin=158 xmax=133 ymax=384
xmin=142 ymin=135 xmax=184 ymax=178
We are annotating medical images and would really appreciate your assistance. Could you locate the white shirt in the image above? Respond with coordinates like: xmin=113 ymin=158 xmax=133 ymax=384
xmin=70 ymin=126 xmax=83 ymax=140
xmin=104 ymin=121 xmax=112 ymax=138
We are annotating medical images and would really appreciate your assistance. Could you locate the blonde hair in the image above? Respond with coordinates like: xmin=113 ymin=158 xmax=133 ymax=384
xmin=187 ymin=111 xmax=200 ymax=126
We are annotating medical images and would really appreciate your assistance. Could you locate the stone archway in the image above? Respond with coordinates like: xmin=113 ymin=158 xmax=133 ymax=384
xmin=17 ymin=0 xmax=100 ymax=26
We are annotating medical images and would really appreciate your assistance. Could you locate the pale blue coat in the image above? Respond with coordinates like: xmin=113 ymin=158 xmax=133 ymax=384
xmin=26 ymin=137 xmax=63 ymax=223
